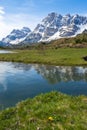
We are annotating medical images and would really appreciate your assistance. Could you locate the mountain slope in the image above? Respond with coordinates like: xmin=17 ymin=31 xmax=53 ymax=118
xmin=45 ymin=31 xmax=87 ymax=48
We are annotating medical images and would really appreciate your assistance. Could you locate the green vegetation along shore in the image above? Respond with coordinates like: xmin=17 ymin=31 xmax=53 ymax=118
xmin=0 ymin=48 xmax=87 ymax=66
xmin=0 ymin=92 xmax=87 ymax=130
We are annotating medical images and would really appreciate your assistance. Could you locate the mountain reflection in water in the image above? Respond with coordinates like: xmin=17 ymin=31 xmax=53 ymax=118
xmin=0 ymin=62 xmax=87 ymax=109
xmin=34 ymin=65 xmax=87 ymax=84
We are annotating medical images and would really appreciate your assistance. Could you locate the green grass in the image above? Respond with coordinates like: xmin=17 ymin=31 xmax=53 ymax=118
xmin=0 ymin=48 xmax=87 ymax=65
xmin=0 ymin=91 xmax=87 ymax=130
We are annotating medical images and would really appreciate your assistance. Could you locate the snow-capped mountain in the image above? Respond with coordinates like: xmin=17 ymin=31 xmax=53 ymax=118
xmin=2 ymin=27 xmax=31 ymax=45
xmin=1 ymin=12 xmax=87 ymax=46
xmin=22 ymin=12 xmax=87 ymax=44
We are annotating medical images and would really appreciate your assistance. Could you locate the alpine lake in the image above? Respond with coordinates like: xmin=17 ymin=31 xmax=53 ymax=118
xmin=0 ymin=50 xmax=87 ymax=109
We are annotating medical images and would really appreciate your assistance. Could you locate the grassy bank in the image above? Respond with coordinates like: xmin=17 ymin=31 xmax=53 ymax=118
xmin=0 ymin=92 xmax=87 ymax=130
xmin=0 ymin=48 xmax=87 ymax=65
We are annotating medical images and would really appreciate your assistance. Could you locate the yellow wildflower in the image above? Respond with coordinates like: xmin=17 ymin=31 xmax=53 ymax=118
xmin=48 ymin=116 xmax=54 ymax=121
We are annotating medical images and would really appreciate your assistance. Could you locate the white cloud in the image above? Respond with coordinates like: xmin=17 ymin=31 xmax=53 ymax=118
xmin=0 ymin=6 xmax=5 ymax=14
xmin=0 ymin=7 xmax=41 ymax=40
xmin=0 ymin=7 xmax=9 ymax=40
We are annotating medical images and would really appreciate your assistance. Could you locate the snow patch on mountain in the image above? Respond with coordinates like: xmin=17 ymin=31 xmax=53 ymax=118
xmin=46 ymin=31 xmax=61 ymax=41
xmin=75 ymin=24 xmax=87 ymax=35
xmin=10 ymin=37 xmax=27 ymax=45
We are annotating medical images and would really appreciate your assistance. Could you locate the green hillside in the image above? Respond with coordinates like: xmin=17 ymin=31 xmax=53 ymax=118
xmin=0 ymin=92 xmax=87 ymax=130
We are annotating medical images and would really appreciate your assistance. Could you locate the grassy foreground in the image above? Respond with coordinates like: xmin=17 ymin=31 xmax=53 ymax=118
xmin=0 ymin=92 xmax=87 ymax=130
xmin=0 ymin=48 xmax=87 ymax=65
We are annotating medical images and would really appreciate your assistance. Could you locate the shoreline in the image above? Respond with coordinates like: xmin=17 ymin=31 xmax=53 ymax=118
xmin=0 ymin=48 xmax=87 ymax=66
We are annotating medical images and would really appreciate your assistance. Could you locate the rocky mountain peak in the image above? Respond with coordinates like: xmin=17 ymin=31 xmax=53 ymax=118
xmin=2 ymin=27 xmax=31 ymax=44
xmin=83 ymin=29 xmax=87 ymax=33
xmin=21 ymin=27 xmax=31 ymax=34
xmin=42 ymin=12 xmax=62 ymax=25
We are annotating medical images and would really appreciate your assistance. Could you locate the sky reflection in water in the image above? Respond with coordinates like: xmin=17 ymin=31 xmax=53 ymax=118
xmin=0 ymin=62 xmax=87 ymax=109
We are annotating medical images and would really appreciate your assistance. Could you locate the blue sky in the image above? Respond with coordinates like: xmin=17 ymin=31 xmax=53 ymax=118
xmin=0 ymin=0 xmax=87 ymax=39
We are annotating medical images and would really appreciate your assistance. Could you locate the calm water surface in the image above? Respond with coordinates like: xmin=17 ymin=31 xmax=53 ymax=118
xmin=0 ymin=50 xmax=13 ymax=54
xmin=0 ymin=62 xmax=87 ymax=109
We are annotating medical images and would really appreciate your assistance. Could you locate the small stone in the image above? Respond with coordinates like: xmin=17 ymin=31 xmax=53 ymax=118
xmin=37 ymin=127 xmax=41 ymax=130
xmin=83 ymin=56 xmax=87 ymax=61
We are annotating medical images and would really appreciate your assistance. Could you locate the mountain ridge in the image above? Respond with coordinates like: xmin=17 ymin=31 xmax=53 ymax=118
xmin=1 ymin=27 xmax=31 ymax=46
xmin=0 ymin=12 xmax=87 ymax=46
